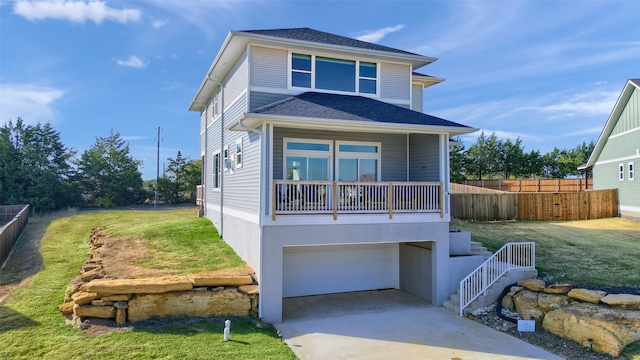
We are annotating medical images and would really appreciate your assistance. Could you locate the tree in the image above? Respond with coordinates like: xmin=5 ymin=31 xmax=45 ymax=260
xmin=76 ymin=130 xmax=143 ymax=207
xmin=465 ymin=132 xmax=501 ymax=179
xmin=158 ymin=152 xmax=202 ymax=204
xmin=0 ymin=118 xmax=78 ymax=212
xmin=497 ymin=138 xmax=527 ymax=179
xmin=449 ymin=138 xmax=466 ymax=182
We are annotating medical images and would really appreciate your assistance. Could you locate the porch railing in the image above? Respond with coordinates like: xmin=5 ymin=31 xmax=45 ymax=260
xmin=272 ymin=180 xmax=443 ymax=220
xmin=459 ymin=242 xmax=535 ymax=316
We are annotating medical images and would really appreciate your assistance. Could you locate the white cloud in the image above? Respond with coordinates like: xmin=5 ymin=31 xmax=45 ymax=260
xmin=13 ymin=0 xmax=141 ymax=24
xmin=0 ymin=83 xmax=64 ymax=125
xmin=116 ymin=55 xmax=148 ymax=69
xmin=355 ymin=25 xmax=405 ymax=43
xmin=152 ymin=18 xmax=168 ymax=29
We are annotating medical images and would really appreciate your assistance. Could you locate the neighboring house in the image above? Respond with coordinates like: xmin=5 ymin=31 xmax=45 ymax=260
xmin=582 ymin=78 xmax=640 ymax=221
xmin=189 ymin=28 xmax=477 ymax=323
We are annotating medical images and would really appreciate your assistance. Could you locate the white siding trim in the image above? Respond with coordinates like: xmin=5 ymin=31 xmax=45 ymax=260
xmin=620 ymin=204 xmax=640 ymax=212
xmin=206 ymin=88 xmax=248 ymax=131
xmin=224 ymin=206 xmax=260 ymax=224
xmin=595 ymin=153 xmax=640 ymax=166
xmin=609 ymin=126 xmax=640 ymax=139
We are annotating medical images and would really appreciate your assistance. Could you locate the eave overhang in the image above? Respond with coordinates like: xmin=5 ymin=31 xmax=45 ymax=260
xmin=229 ymin=113 xmax=479 ymax=136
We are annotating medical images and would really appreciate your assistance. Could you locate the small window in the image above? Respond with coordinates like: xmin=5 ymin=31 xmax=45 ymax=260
xmin=236 ymin=139 xmax=243 ymax=168
xmin=223 ymin=145 xmax=229 ymax=171
xmin=359 ymin=62 xmax=377 ymax=94
xmin=292 ymin=54 xmax=311 ymax=88
xmin=619 ymin=163 xmax=625 ymax=181
xmin=630 ymin=162 xmax=635 ymax=181
xmin=214 ymin=153 xmax=221 ymax=189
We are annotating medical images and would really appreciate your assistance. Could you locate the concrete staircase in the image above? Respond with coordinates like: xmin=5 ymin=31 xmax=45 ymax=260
xmin=444 ymin=241 xmax=538 ymax=315
xmin=470 ymin=241 xmax=492 ymax=260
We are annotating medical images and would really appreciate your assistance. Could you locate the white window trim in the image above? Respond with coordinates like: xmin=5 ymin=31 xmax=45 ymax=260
xmin=213 ymin=151 xmax=221 ymax=191
xmin=619 ymin=163 xmax=625 ymax=181
xmin=283 ymin=137 xmax=333 ymax=180
xmin=223 ymin=145 xmax=229 ymax=172
xmin=288 ymin=50 xmax=380 ymax=97
xmin=236 ymin=138 xmax=243 ymax=169
xmin=335 ymin=140 xmax=382 ymax=182
xmin=629 ymin=162 xmax=635 ymax=181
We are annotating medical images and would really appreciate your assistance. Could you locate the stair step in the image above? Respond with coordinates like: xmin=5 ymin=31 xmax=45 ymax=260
xmin=449 ymin=292 xmax=460 ymax=304
xmin=443 ymin=299 xmax=460 ymax=313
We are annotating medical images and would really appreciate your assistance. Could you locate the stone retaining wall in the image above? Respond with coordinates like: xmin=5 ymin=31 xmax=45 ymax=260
xmin=504 ymin=278 xmax=640 ymax=357
xmin=58 ymin=275 xmax=259 ymax=325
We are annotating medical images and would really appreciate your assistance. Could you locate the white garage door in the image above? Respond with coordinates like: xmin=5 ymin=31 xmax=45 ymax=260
xmin=283 ymin=243 xmax=397 ymax=298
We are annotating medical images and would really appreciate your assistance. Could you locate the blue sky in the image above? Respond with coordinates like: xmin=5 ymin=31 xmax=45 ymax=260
xmin=1 ymin=0 xmax=639 ymax=179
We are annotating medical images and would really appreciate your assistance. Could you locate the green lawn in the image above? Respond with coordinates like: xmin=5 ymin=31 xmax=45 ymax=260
xmin=452 ymin=217 xmax=640 ymax=359
xmin=0 ymin=207 xmax=296 ymax=360
xmin=451 ymin=217 xmax=640 ymax=288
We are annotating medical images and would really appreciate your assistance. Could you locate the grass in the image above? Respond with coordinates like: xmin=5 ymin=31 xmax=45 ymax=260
xmin=452 ymin=217 xmax=640 ymax=360
xmin=451 ymin=217 xmax=640 ymax=288
xmin=0 ymin=207 xmax=296 ymax=360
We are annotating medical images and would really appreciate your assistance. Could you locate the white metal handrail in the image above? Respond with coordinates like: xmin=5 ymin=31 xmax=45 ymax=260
xmin=459 ymin=242 xmax=535 ymax=316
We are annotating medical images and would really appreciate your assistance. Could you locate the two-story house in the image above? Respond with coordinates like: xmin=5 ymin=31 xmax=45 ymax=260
xmin=189 ymin=28 xmax=478 ymax=323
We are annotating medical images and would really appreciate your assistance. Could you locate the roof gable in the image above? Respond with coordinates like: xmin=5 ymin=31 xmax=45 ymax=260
xmin=585 ymin=78 xmax=640 ymax=168
xmin=247 ymin=92 xmax=475 ymax=134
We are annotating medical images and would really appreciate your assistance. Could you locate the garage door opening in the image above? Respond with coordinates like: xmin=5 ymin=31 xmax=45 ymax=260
xmin=282 ymin=242 xmax=434 ymax=321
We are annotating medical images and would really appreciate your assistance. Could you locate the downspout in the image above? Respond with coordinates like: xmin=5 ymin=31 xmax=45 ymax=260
xmin=208 ymin=75 xmax=225 ymax=238
xmin=238 ymin=116 xmax=262 ymax=136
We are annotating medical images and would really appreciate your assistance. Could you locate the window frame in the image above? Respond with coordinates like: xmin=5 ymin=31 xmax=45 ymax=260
xmin=288 ymin=51 xmax=379 ymax=96
xmin=213 ymin=152 xmax=221 ymax=190
xmin=236 ymin=138 xmax=243 ymax=169
xmin=283 ymin=138 xmax=333 ymax=181
xmin=223 ymin=145 xmax=229 ymax=172
xmin=629 ymin=162 xmax=635 ymax=181
xmin=335 ymin=140 xmax=382 ymax=182
xmin=619 ymin=163 xmax=625 ymax=181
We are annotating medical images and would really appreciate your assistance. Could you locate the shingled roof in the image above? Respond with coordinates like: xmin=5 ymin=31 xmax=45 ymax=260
xmin=250 ymin=92 xmax=471 ymax=129
xmin=240 ymin=28 xmax=420 ymax=56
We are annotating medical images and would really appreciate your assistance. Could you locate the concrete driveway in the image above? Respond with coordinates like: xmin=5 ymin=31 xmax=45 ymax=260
xmin=274 ymin=290 xmax=562 ymax=360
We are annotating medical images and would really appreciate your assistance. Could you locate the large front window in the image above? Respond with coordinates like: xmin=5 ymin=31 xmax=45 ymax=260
xmin=290 ymin=53 xmax=377 ymax=95
xmin=284 ymin=139 xmax=332 ymax=181
xmin=336 ymin=142 xmax=380 ymax=182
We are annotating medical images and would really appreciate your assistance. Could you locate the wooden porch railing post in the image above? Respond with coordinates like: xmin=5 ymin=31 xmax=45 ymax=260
xmin=271 ymin=181 xmax=277 ymax=221
xmin=333 ymin=181 xmax=338 ymax=221
xmin=439 ymin=182 xmax=444 ymax=218
xmin=388 ymin=183 xmax=393 ymax=219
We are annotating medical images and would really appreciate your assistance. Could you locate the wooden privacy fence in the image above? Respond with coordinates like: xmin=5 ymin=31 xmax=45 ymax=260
xmin=451 ymin=189 xmax=618 ymax=221
xmin=451 ymin=193 xmax=518 ymax=221
xmin=461 ymin=178 xmax=593 ymax=192
xmin=1 ymin=205 xmax=30 ymax=267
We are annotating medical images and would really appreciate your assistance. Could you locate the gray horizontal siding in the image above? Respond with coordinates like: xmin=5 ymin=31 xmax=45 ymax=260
xmin=273 ymin=127 xmax=407 ymax=181
xmin=412 ymin=84 xmax=423 ymax=112
xmin=409 ymin=134 xmax=440 ymax=182
xmin=205 ymin=122 xmax=222 ymax=206
xmin=224 ymin=93 xmax=247 ymax=128
xmin=250 ymin=91 xmax=291 ymax=111
xmin=224 ymin=49 xmax=248 ymax=109
xmin=222 ymin=128 xmax=261 ymax=215
xmin=250 ymin=46 xmax=288 ymax=89
xmin=380 ymin=62 xmax=410 ymax=101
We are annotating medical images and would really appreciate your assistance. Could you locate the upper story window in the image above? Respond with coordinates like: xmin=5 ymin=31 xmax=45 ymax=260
xmin=629 ymin=162 xmax=635 ymax=181
xmin=290 ymin=53 xmax=377 ymax=95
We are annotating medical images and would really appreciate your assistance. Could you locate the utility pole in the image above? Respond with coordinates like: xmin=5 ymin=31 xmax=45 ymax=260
xmin=154 ymin=127 xmax=161 ymax=208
